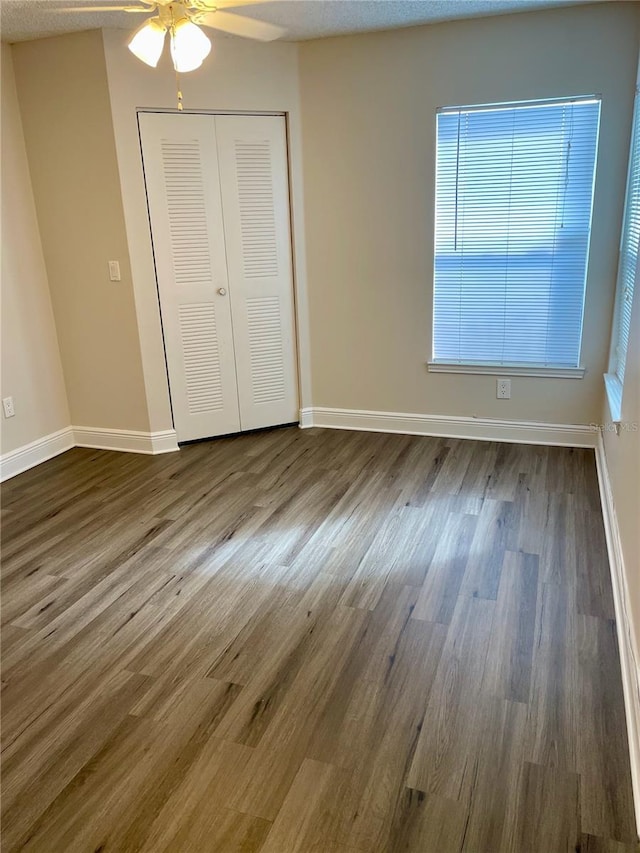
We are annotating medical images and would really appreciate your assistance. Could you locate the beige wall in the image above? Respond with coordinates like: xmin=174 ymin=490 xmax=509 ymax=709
xmin=102 ymin=29 xmax=310 ymax=433
xmin=299 ymin=2 xmax=640 ymax=424
xmin=11 ymin=30 xmax=149 ymax=432
xmin=1 ymin=44 xmax=70 ymax=455
xmin=602 ymin=213 xmax=640 ymax=691
xmin=6 ymin=5 xmax=638 ymax=441
xmin=601 ymin=45 xmax=640 ymax=824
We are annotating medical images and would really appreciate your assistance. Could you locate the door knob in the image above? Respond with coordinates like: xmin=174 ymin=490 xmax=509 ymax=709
xmin=217 ymin=287 xmax=227 ymax=296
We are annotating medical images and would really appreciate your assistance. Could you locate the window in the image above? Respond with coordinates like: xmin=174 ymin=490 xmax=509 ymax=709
xmin=605 ymin=85 xmax=639 ymax=422
xmin=430 ymin=97 xmax=601 ymax=376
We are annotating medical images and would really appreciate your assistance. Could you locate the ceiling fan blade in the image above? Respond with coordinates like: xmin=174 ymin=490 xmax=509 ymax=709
xmin=48 ymin=5 xmax=151 ymax=11
xmin=199 ymin=10 xmax=286 ymax=41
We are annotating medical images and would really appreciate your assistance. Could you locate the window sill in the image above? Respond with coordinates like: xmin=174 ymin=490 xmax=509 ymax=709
xmin=603 ymin=373 xmax=623 ymax=424
xmin=427 ymin=362 xmax=585 ymax=379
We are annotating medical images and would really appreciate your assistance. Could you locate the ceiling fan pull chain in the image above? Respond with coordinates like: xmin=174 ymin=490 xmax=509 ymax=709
xmin=175 ymin=69 xmax=184 ymax=111
xmin=170 ymin=3 xmax=184 ymax=110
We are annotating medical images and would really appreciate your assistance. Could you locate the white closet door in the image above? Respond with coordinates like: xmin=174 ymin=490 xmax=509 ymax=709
xmin=215 ymin=115 xmax=298 ymax=431
xmin=139 ymin=112 xmax=241 ymax=442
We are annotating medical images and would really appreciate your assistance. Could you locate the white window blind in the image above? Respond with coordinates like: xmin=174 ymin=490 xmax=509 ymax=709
xmin=433 ymin=97 xmax=601 ymax=369
xmin=612 ymin=88 xmax=640 ymax=387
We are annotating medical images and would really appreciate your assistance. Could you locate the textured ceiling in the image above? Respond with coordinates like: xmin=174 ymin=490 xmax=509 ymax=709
xmin=0 ymin=0 xmax=603 ymax=44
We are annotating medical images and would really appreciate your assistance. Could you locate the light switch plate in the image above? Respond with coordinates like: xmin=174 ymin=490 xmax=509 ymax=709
xmin=108 ymin=260 xmax=121 ymax=281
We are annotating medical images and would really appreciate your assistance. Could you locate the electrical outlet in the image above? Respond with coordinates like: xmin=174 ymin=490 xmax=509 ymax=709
xmin=496 ymin=378 xmax=511 ymax=399
xmin=3 ymin=396 xmax=15 ymax=418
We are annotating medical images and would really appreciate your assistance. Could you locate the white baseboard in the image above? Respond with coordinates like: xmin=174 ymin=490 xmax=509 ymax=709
xmin=299 ymin=408 xmax=314 ymax=429
xmin=0 ymin=427 xmax=75 ymax=482
xmin=595 ymin=435 xmax=640 ymax=835
xmin=1 ymin=425 xmax=179 ymax=482
xmin=73 ymin=426 xmax=179 ymax=455
xmin=299 ymin=407 xmax=597 ymax=448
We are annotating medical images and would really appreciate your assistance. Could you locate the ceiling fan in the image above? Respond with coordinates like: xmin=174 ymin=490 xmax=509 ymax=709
xmin=51 ymin=0 xmax=286 ymax=73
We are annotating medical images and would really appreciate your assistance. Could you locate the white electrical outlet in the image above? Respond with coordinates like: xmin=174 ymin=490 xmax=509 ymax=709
xmin=496 ymin=378 xmax=511 ymax=399
xmin=3 ymin=396 xmax=15 ymax=418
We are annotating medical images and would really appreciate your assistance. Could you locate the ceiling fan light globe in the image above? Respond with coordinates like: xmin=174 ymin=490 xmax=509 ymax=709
xmin=170 ymin=20 xmax=211 ymax=73
xmin=128 ymin=18 xmax=166 ymax=67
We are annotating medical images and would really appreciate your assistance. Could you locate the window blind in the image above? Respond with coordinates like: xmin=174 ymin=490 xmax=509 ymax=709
xmin=433 ymin=97 xmax=601 ymax=368
xmin=613 ymin=89 xmax=640 ymax=386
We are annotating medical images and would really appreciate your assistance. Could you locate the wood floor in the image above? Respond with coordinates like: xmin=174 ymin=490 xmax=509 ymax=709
xmin=1 ymin=426 xmax=637 ymax=852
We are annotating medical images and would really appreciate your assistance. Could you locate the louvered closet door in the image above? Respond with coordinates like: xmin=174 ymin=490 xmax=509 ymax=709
xmin=215 ymin=115 xmax=298 ymax=431
xmin=139 ymin=113 xmax=241 ymax=442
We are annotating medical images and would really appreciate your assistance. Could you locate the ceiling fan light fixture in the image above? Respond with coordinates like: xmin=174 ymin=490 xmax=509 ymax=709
xmin=128 ymin=17 xmax=166 ymax=67
xmin=170 ymin=19 xmax=211 ymax=73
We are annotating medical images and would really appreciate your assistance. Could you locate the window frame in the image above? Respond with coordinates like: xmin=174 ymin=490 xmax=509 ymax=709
xmin=604 ymin=81 xmax=640 ymax=424
xmin=428 ymin=95 xmax=601 ymax=378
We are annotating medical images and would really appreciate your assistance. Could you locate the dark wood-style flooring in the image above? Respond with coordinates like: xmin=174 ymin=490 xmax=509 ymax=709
xmin=1 ymin=426 xmax=637 ymax=852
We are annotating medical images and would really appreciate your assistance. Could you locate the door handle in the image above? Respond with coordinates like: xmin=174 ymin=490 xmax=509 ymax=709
xmin=217 ymin=287 xmax=227 ymax=296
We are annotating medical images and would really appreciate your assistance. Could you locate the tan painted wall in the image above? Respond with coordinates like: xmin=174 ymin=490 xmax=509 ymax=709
xmin=602 ymin=219 xmax=640 ymax=681
xmin=299 ymin=2 xmax=640 ymax=424
xmin=11 ymin=30 xmax=149 ymax=432
xmin=1 ymin=44 xmax=70 ymax=455
xmin=8 ymin=6 xmax=637 ymax=441
xmin=102 ymin=30 xmax=310 ymax=433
